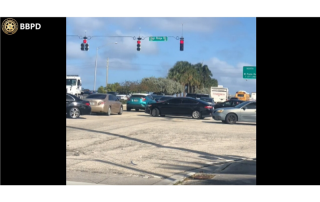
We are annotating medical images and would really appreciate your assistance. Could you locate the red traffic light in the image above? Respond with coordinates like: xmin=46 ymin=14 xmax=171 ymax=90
xmin=137 ymin=40 xmax=141 ymax=44
xmin=180 ymin=40 xmax=184 ymax=44
xmin=83 ymin=39 xmax=87 ymax=43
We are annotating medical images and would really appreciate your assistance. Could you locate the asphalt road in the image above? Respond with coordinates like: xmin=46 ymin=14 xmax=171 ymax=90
xmin=66 ymin=109 xmax=256 ymax=184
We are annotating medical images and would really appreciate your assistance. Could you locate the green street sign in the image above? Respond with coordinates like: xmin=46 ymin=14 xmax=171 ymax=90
xmin=149 ymin=36 xmax=168 ymax=41
xmin=243 ymin=66 xmax=256 ymax=79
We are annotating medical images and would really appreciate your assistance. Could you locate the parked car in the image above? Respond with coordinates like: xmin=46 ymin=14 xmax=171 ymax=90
xmin=145 ymin=97 xmax=213 ymax=119
xmin=66 ymin=93 xmax=91 ymax=119
xmin=212 ymin=101 xmax=256 ymax=124
xmin=83 ymin=93 xmax=123 ymax=116
xmin=108 ymin=92 xmax=118 ymax=96
xmin=199 ymin=97 xmax=214 ymax=105
xmin=127 ymin=93 xmax=156 ymax=111
xmin=213 ymin=99 xmax=244 ymax=109
xmin=117 ymin=94 xmax=128 ymax=101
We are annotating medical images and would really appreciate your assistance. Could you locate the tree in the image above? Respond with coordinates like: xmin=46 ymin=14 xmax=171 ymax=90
xmin=167 ymin=61 xmax=193 ymax=97
xmin=97 ymin=86 xmax=106 ymax=93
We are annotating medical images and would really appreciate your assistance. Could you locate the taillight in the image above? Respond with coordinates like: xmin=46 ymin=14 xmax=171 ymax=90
xmin=98 ymin=101 xmax=104 ymax=105
xmin=205 ymin=106 xmax=213 ymax=109
xmin=142 ymin=98 xmax=146 ymax=101
xmin=85 ymin=102 xmax=90 ymax=106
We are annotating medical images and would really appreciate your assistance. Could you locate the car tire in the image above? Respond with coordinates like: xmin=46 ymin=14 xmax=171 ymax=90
xmin=127 ymin=107 xmax=131 ymax=111
xmin=107 ymin=107 xmax=111 ymax=116
xmin=68 ymin=107 xmax=80 ymax=119
xmin=225 ymin=113 xmax=237 ymax=124
xmin=151 ymin=108 xmax=159 ymax=117
xmin=191 ymin=110 xmax=201 ymax=119
xmin=135 ymin=109 xmax=139 ymax=111
xmin=118 ymin=106 xmax=123 ymax=115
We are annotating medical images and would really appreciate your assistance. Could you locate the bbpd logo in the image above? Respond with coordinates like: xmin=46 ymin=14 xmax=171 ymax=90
xmin=2 ymin=18 xmax=19 ymax=35
xmin=20 ymin=23 xmax=41 ymax=30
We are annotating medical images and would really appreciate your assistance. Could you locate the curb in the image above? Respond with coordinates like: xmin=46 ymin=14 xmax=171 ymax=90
xmin=154 ymin=158 xmax=256 ymax=185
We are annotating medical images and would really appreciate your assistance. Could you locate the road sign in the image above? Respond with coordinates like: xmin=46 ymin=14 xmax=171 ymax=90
xmin=243 ymin=66 xmax=256 ymax=79
xmin=149 ymin=36 xmax=168 ymax=41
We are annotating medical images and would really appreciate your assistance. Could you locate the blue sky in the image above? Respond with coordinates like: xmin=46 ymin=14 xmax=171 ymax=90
xmin=66 ymin=17 xmax=256 ymax=95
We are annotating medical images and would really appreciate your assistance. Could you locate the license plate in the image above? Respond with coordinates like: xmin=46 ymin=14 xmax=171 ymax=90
xmin=134 ymin=99 xmax=138 ymax=102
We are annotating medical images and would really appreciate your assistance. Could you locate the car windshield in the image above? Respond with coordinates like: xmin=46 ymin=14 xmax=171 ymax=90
xmin=234 ymin=101 xmax=251 ymax=108
xmin=66 ymin=79 xmax=76 ymax=86
xmin=86 ymin=94 xmax=107 ymax=99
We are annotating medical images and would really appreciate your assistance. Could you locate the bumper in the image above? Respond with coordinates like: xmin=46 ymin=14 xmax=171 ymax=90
xmin=81 ymin=107 xmax=91 ymax=115
xmin=202 ymin=112 xmax=212 ymax=117
xmin=145 ymin=107 xmax=151 ymax=114
xmin=212 ymin=114 xmax=222 ymax=120
xmin=90 ymin=105 xmax=105 ymax=113
xmin=127 ymin=103 xmax=146 ymax=109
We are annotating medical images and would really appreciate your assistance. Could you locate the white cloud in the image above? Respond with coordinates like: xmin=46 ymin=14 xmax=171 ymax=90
xmin=206 ymin=57 xmax=256 ymax=95
xmin=66 ymin=41 xmax=88 ymax=59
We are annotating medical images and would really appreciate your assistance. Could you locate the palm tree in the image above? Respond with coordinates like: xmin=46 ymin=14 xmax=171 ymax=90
xmin=168 ymin=61 xmax=193 ymax=96
xmin=194 ymin=63 xmax=213 ymax=89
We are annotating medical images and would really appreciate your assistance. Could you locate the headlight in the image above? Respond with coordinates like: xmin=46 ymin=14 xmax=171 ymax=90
xmin=217 ymin=109 xmax=224 ymax=113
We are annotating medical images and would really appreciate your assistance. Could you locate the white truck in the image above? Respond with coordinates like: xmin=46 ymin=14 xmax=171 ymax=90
xmin=210 ymin=86 xmax=229 ymax=104
xmin=250 ymin=92 xmax=256 ymax=101
xmin=66 ymin=75 xmax=82 ymax=96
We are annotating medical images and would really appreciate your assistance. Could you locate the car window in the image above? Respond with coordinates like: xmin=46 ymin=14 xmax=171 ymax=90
xmin=108 ymin=95 xmax=115 ymax=101
xmin=245 ymin=103 xmax=256 ymax=109
xmin=224 ymin=101 xmax=231 ymax=106
xmin=182 ymin=99 xmax=198 ymax=104
xmin=167 ymin=98 xmax=182 ymax=104
xmin=131 ymin=95 xmax=146 ymax=98
xmin=66 ymin=95 xmax=74 ymax=101
xmin=147 ymin=95 xmax=153 ymax=99
xmin=86 ymin=94 xmax=107 ymax=99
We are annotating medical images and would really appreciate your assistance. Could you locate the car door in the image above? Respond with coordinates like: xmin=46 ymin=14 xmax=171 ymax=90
xmin=108 ymin=95 xmax=118 ymax=114
xmin=239 ymin=102 xmax=256 ymax=122
xmin=181 ymin=98 xmax=198 ymax=115
xmin=160 ymin=98 xmax=182 ymax=115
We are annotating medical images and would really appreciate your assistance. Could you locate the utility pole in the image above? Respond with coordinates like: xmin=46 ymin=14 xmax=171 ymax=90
xmin=106 ymin=57 xmax=109 ymax=93
xmin=94 ymin=47 xmax=98 ymax=91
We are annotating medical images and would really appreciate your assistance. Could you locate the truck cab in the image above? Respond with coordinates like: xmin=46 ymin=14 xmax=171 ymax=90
xmin=66 ymin=75 xmax=82 ymax=96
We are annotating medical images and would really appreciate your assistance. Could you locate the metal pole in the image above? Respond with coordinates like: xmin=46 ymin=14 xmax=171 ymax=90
xmin=94 ymin=47 xmax=98 ymax=91
xmin=106 ymin=57 xmax=109 ymax=93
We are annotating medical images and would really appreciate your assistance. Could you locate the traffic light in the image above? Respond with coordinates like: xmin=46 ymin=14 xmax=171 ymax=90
xmin=180 ymin=37 xmax=184 ymax=51
xmin=81 ymin=37 xmax=88 ymax=51
xmin=137 ymin=37 xmax=141 ymax=51
xmin=81 ymin=43 xmax=84 ymax=51
xmin=85 ymin=43 xmax=89 ymax=51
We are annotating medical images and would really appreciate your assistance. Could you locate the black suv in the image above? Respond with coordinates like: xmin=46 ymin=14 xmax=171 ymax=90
xmin=213 ymin=99 xmax=244 ymax=109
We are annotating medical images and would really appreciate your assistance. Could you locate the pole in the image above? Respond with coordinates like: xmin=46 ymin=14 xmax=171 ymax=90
xmin=94 ymin=48 xmax=98 ymax=91
xmin=106 ymin=57 xmax=109 ymax=93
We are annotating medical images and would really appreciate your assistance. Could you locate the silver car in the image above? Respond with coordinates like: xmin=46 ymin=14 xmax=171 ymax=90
xmin=212 ymin=101 xmax=256 ymax=124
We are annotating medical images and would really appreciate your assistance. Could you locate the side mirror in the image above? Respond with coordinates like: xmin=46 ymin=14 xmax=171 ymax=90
xmin=242 ymin=107 xmax=246 ymax=110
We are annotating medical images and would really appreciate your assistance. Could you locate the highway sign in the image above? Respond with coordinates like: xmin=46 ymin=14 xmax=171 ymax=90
xmin=149 ymin=36 xmax=168 ymax=41
xmin=243 ymin=66 xmax=256 ymax=79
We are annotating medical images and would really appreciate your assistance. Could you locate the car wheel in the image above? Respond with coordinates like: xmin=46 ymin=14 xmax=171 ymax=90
xmin=127 ymin=107 xmax=131 ymax=111
xmin=225 ymin=113 xmax=237 ymax=124
xmin=107 ymin=107 xmax=111 ymax=116
xmin=68 ymin=107 xmax=80 ymax=119
xmin=191 ymin=110 xmax=201 ymax=119
xmin=118 ymin=106 xmax=123 ymax=115
xmin=151 ymin=108 xmax=159 ymax=117
xmin=135 ymin=109 xmax=139 ymax=111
